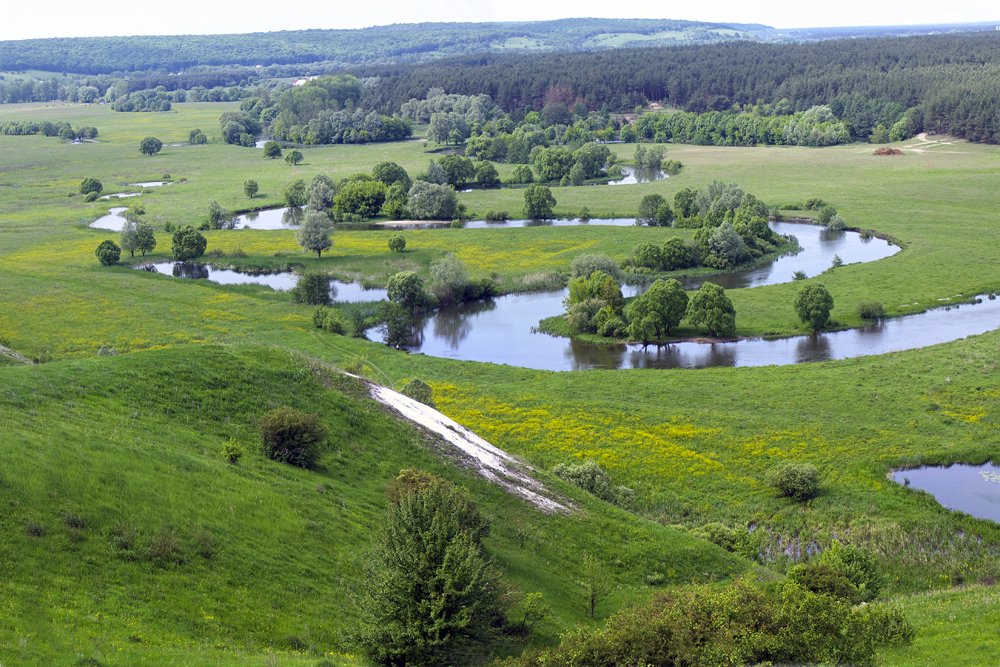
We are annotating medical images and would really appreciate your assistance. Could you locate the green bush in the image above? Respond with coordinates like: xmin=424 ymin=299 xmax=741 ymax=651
xmin=387 ymin=234 xmax=406 ymax=253
xmin=767 ymin=461 xmax=820 ymax=500
xmin=400 ymin=378 xmax=435 ymax=408
xmin=857 ymin=301 xmax=886 ymax=319
xmin=222 ymin=439 xmax=244 ymax=465
xmin=170 ymin=226 xmax=207 ymax=261
xmin=258 ymin=407 xmax=326 ymax=468
xmin=551 ymin=460 xmax=616 ymax=504
xmin=95 ymin=239 xmax=121 ymax=266
xmin=79 ymin=177 xmax=103 ymax=195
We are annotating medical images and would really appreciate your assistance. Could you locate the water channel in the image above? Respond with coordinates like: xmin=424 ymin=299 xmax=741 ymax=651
xmin=891 ymin=464 xmax=1000 ymax=523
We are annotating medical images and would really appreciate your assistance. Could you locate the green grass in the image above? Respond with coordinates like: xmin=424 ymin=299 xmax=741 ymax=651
xmin=0 ymin=344 xmax=744 ymax=665
xmin=2 ymin=102 xmax=1000 ymax=663
xmin=878 ymin=585 xmax=1000 ymax=665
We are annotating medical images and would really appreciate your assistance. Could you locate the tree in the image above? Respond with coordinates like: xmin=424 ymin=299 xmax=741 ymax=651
xmin=283 ymin=179 xmax=307 ymax=207
xmin=637 ymin=194 xmax=666 ymax=225
xmin=307 ymin=174 xmax=336 ymax=212
xmin=138 ymin=136 xmax=162 ymax=156
xmin=400 ymin=378 xmax=435 ymax=408
xmin=687 ymin=282 xmax=736 ymax=337
xmin=382 ymin=182 xmax=408 ymax=219
xmin=134 ymin=221 xmax=156 ymax=256
xmin=258 ymin=407 xmax=326 ymax=468
xmin=291 ymin=272 xmax=332 ymax=305
xmin=95 ymin=239 xmax=120 ymax=266
xmin=206 ymin=201 xmax=236 ymax=229
xmin=387 ymin=234 xmax=406 ymax=253
xmin=438 ymin=154 xmax=475 ymax=187
xmin=523 ymin=184 xmax=556 ymax=219
xmin=794 ymin=283 xmax=834 ymax=332
xmin=189 ymin=128 xmax=207 ymax=144
xmin=579 ymin=554 xmax=611 ymax=619
xmin=297 ymin=211 xmax=334 ymax=258
xmin=120 ymin=219 xmax=140 ymax=258
xmin=372 ymin=161 xmax=412 ymax=191
xmin=533 ymin=146 xmax=575 ymax=182
xmin=474 ymin=161 xmax=500 ymax=188
xmin=407 ymin=181 xmax=458 ymax=220
xmin=674 ymin=187 xmax=699 ymax=219
xmin=333 ymin=180 xmax=387 ymax=219
xmin=358 ymin=471 xmax=503 ymax=666
xmin=430 ymin=253 xmax=471 ymax=305
xmin=509 ymin=164 xmax=534 ymax=184
xmin=625 ymin=278 xmax=689 ymax=343
xmin=386 ymin=271 xmax=426 ymax=311
xmin=284 ymin=149 xmax=304 ymax=166
xmin=243 ymin=179 xmax=259 ymax=199
xmin=171 ymin=226 xmax=207 ymax=261
xmin=79 ymin=178 xmax=103 ymax=196
xmin=263 ymin=140 xmax=282 ymax=159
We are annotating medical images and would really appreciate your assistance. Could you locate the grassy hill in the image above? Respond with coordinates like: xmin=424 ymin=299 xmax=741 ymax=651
xmin=0 ymin=344 xmax=745 ymax=665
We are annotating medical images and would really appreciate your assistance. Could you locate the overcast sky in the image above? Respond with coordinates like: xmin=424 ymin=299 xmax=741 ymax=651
xmin=2 ymin=0 xmax=998 ymax=41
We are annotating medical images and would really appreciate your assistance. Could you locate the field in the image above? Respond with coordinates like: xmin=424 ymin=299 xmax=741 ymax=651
xmin=2 ymin=101 xmax=1000 ymax=664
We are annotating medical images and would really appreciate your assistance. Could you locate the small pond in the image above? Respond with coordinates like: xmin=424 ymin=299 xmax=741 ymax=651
xmin=130 ymin=181 xmax=172 ymax=188
xmin=134 ymin=262 xmax=388 ymax=302
xmin=607 ymin=165 xmax=668 ymax=186
xmin=100 ymin=192 xmax=141 ymax=200
xmin=891 ymin=463 xmax=1000 ymax=523
xmin=90 ymin=207 xmax=128 ymax=232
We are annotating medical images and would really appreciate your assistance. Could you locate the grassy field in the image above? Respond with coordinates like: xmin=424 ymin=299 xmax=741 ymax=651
xmin=2 ymin=101 xmax=1000 ymax=662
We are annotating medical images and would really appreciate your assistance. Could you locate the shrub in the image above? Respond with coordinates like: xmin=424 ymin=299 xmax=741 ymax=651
xmin=79 ymin=177 xmax=103 ymax=195
xmin=322 ymin=311 xmax=348 ymax=335
xmin=222 ymin=439 xmax=243 ymax=465
xmin=291 ymin=272 xmax=332 ymax=305
xmin=551 ymin=460 xmax=616 ymax=504
xmin=570 ymin=254 xmax=621 ymax=280
xmin=768 ymin=461 xmax=820 ymax=500
xmin=258 ymin=407 xmax=326 ymax=468
xmin=401 ymin=378 xmax=435 ymax=408
xmin=484 ymin=210 xmax=510 ymax=222
xmin=171 ymin=226 xmax=207 ymax=261
xmin=857 ymin=301 xmax=886 ymax=320
xmin=387 ymin=234 xmax=406 ymax=253
xmin=95 ymin=239 xmax=121 ymax=265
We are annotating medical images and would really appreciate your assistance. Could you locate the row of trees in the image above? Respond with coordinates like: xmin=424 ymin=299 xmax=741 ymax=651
xmin=1 ymin=120 xmax=97 ymax=141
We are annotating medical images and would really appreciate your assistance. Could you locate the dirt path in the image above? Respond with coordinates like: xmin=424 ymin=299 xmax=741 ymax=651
xmin=366 ymin=381 xmax=572 ymax=513
xmin=903 ymin=132 xmax=968 ymax=154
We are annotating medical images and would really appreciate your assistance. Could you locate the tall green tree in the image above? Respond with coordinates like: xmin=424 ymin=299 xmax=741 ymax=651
xmin=263 ymin=140 xmax=282 ymax=159
xmin=686 ymin=282 xmax=736 ymax=337
xmin=357 ymin=470 xmax=503 ymax=666
xmin=523 ymin=184 xmax=556 ymax=220
xmin=794 ymin=283 xmax=835 ymax=332
xmin=171 ymin=226 xmax=207 ymax=261
xmin=138 ymin=136 xmax=162 ymax=156
xmin=243 ymin=179 xmax=259 ymax=199
xmin=625 ymin=278 xmax=689 ymax=343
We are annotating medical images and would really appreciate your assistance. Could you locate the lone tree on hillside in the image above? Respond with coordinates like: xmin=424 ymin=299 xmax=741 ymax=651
xmin=284 ymin=149 xmax=304 ymax=166
xmin=138 ymin=136 xmax=163 ymax=156
xmin=79 ymin=178 xmax=103 ymax=196
xmin=794 ymin=283 xmax=835 ymax=332
xmin=95 ymin=239 xmax=121 ymax=266
xmin=243 ymin=179 xmax=259 ymax=199
xmin=297 ymin=211 xmax=334 ymax=258
xmin=357 ymin=470 xmax=504 ymax=666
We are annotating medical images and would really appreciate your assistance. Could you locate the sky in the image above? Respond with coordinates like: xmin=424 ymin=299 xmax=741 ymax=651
xmin=1 ymin=0 xmax=998 ymax=41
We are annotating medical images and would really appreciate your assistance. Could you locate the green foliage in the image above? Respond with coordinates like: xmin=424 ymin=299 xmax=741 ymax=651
xmin=357 ymin=471 xmax=503 ymax=666
xmin=263 ymin=140 xmax=282 ymax=159
xmin=407 ymin=181 xmax=457 ymax=220
xmin=372 ymin=161 xmax=412 ymax=192
xmin=857 ymin=300 xmax=886 ymax=319
xmin=333 ymin=180 xmax=387 ymax=219
xmin=767 ymin=461 xmax=820 ymax=500
xmin=170 ymin=226 xmax=207 ymax=261
xmin=795 ymin=283 xmax=835 ymax=332
xmin=79 ymin=177 xmax=103 ymax=195
xmin=400 ymin=378 xmax=435 ymax=408
xmin=625 ymin=278 xmax=689 ymax=342
xmin=296 ymin=211 xmax=334 ymax=258
xmin=291 ymin=272 xmax=332 ymax=306
xmin=578 ymin=554 xmax=611 ymax=619
xmin=222 ymin=439 xmax=244 ymax=465
xmin=522 ymin=184 xmax=556 ymax=220
xmin=119 ymin=220 xmax=155 ymax=258
xmin=429 ymin=253 xmax=482 ymax=306
xmin=387 ymin=234 xmax=406 ymax=253
xmin=474 ymin=161 xmax=500 ymax=188
xmin=283 ymin=179 xmax=307 ymax=207
xmin=205 ymin=200 xmax=236 ymax=230
xmin=637 ymin=194 xmax=666 ymax=226
xmin=284 ymin=150 xmax=304 ymax=166
xmin=188 ymin=128 xmax=207 ymax=145
xmin=789 ymin=542 xmax=882 ymax=604
xmin=551 ymin=460 xmax=616 ymax=504
xmin=243 ymin=179 xmax=258 ymax=199
xmin=258 ymin=407 xmax=326 ymax=469
xmin=95 ymin=239 xmax=120 ymax=266
xmin=438 ymin=154 xmax=476 ymax=187
xmin=570 ymin=254 xmax=620 ymax=280
xmin=138 ymin=136 xmax=162 ymax=156
xmin=686 ymin=282 xmax=736 ymax=337
xmin=509 ymin=164 xmax=534 ymax=184
xmin=386 ymin=271 xmax=426 ymax=311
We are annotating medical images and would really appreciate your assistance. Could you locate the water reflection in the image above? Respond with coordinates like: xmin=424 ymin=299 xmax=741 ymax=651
xmin=608 ymin=165 xmax=669 ymax=186
xmin=235 ymin=206 xmax=304 ymax=229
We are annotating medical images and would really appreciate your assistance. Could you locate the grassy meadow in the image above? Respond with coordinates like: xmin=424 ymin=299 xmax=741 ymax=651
xmin=1 ymin=101 xmax=1000 ymax=663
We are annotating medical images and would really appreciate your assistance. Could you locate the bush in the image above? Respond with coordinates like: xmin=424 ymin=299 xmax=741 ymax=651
xmin=291 ymin=272 xmax=332 ymax=305
xmin=171 ymin=226 xmax=207 ymax=261
xmin=222 ymin=439 xmax=244 ymax=465
xmin=95 ymin=239 xmax=121 ymax=265
xmin=788 ymin=542 xmax=883 ymax=603
xmin=387 ymin=234 xmax=406 ymax=253
xmin=401 ymin=378 xmax=435 ymax=408
xmin=484 ymin=210 xmax=510 ymax=222
xmin=258 ymin=407 xmax=326 ymax=468
xmin=571 ymin=253 xmax=621 ymax=280
xmin=79 ymin=177 xmax=103 ymax=195
xmin=551 ymin=460 xmax=617 ymax=504
xmin=857 ymin=301 xmax=886 ymax=320
xmin=768 ymin=461 xmax=820 ymax=500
